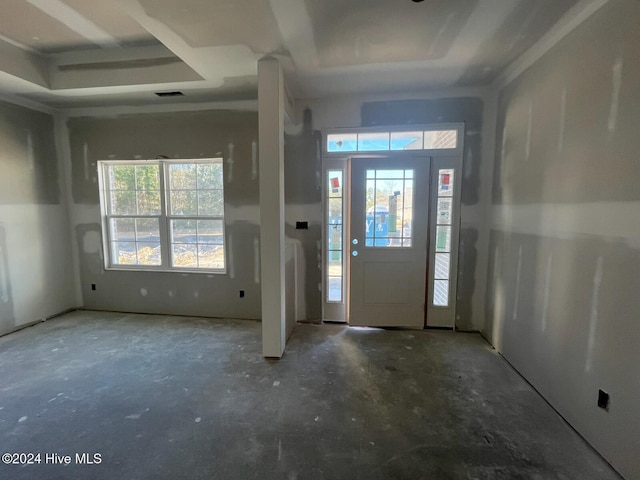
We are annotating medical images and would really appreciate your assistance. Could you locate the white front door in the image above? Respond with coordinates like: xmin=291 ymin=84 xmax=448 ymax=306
xmin=349 ymin=156 xmax=429 ymax=328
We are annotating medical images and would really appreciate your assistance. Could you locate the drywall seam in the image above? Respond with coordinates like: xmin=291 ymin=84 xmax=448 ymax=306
xmin=493 ymin=0 xmax=609 ymax=90
xmin=541 ymin=252 xmax=553 ymax=333
xmin=491 ymin=202 xmax=640 ymax=249
xmin=585 ymin=256 xmax=603 ymax=373
xmin=558 ymin=86 xmax=566 ymax=152
xmin=607 ymin=56 xmax=623 ymax=137
xmin=54 ymin=113 xmax=82 ymax=307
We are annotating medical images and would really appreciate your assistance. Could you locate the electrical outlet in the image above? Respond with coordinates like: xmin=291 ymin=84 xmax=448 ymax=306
xmin=239 ymin=290 xmax=245 ymax=298
xmin=598 ymin=389 xmax=610 ymax=410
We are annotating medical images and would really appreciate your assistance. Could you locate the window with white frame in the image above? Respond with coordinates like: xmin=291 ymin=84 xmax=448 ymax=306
xmin=98 ymin=159 xmax=225 ymax=272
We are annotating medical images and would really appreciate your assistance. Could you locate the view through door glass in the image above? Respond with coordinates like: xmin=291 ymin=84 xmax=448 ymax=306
xmin=365 ymin=169 xmax=414 ymax=248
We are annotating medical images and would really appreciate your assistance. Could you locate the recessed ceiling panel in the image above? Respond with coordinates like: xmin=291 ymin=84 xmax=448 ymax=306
xmin=139 ymin=0 xmax=282 ymax=53
xmin=0 ymin=0 xmax=98 ymax=53
xmin=304 ymin=0 xmax=477 ymax=67
xmin=62 ymin=0 xmax=160 ymax=47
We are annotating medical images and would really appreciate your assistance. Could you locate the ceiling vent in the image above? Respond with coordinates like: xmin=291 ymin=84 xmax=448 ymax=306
xmin=155 ymin=91 xmax=184 ymax=97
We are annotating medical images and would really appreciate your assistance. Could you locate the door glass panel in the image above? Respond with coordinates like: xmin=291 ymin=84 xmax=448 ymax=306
xmin=358 ymin=132 xmax=390 ymax=151
xmin=433 ymin=280 xmax=450 ymax=306
xmin=437 ymin=169 xmax=454 ymax=197
xmin=435 ymin=226 xmax=451 ymax=252
xmin=327 ymin=134 xmax=357 ymax=152
xmin=437 ymin=198 xmax=452 ymax=224
xmin=434 ymin=253 xmax=450 ymax=280
xmin=424 ymin=130 xmax=458 ymax=149
xmin=390 ymin=131 xmax=423 ymax=150
xmin=329 ymin=252 xmax=343 ymax=277
xmin=326 ymin=170 xmax=344 ymax=303
xmin=375 ymin=169 xmax=404 ymax=179
xmin=365 ymin=169 xmax=414 ymax=248
xmin=328 ymin=277 xmax=342 ymax=302
xmin=432 ymin=168 xmax=456 ymax=308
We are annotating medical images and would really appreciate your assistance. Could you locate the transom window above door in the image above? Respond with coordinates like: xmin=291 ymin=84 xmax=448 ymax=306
xmin=325 ymin=127 xmax=460 ymax=154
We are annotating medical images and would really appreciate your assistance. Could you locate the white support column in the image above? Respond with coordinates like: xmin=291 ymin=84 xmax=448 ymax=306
xmin=258 ymin=57 xmax=286 ymax=358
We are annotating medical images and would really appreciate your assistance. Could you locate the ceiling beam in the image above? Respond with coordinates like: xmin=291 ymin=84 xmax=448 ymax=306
xmin=114 ymin=0 xmax=259 ymax=86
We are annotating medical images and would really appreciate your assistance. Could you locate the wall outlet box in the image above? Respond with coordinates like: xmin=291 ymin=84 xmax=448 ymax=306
xmin=598 ymin=389 xmax=610 ymax=410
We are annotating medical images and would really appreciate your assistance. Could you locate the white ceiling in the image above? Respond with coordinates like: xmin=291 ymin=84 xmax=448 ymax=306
xmin=0 ymin=0 xmax=584 ymax=109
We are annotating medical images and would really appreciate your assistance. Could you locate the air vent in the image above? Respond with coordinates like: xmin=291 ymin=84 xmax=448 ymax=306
xmin=155 ymin=91 xmax=184 ymax=97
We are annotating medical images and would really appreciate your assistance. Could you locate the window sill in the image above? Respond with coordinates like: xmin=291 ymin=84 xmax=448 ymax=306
xmin=104 ymin=266 xmax=227 ymax=275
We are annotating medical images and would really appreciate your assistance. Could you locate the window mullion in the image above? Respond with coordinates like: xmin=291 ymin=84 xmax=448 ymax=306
xmin=158 ymin=161 xmax=171 ymax=269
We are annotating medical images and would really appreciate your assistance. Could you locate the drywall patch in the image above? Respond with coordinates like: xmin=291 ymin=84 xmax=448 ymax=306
xmin=227 ymin=143 xmax=235 ymax=183
xmin=254 ymin=236 xmax=260 ymax=284
xmin=541 ymin=252 xmax=553 ymax=332
xmin=82 ymin=230 xmax=102 ymax=254
xmin=607 ymin=56 xmax=623 ymax=137
xmin=0 ymin=100 xmax=60 ymax=205
xmin=455 ymin=227 xmax=478 ymax=330
xmin=75 ymin=223 xmax=104 ymax=279
xmin=525 ymin=100 xmax=533 ymax=160
xmin=585 ymin=256 xmax=603 ymax=372
xmin=558 ymin=87 xmax=567 ymax=152
xmin=513 ymin=244 xmax=523 ymax=321
xmin=26 ymin=130 xmax=34 ymax=171
xmin=498 ymin=122 xmax=508 ymax=193
xmin=0 ymin=225 xmax=16 ymax=330
xmin=251 ymin=140 xmax=258 ymax=180
xmin=285 ymin=109 xmax=322 ymax=205
xmin=228 ymin=233 xmax=235 ymax=279
xmin=285 ymin=222 xmax=321 ymax=321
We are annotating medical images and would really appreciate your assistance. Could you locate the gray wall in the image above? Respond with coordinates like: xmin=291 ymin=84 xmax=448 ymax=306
xmin=485 ymin=2 xmax=640 ymax=478
xmin=66 ymin=108 xmax=321 ymax=321
xmin=284 ymin=109 xmax=322 ymax=320
xmin=0 ymin=101 xmax=76 ymax=334
xmin=67 ymin=110 xmax=262 ymax=319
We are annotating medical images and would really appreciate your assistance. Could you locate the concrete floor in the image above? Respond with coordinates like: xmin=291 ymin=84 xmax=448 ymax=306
xmin=0 ymin=310 xmax=621 ymax=480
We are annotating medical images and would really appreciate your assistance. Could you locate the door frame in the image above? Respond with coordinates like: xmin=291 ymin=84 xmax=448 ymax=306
xmin=321 ymin=124 xmax=465 ymax=328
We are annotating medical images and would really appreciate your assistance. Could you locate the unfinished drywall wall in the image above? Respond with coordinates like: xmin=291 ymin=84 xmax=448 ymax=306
xmin=284 ymin=108 xmax=322 ymax=320
xmin=0 ymin=100 xmax=76 ymax=335
xmin=66 ymin=109 xmax=263 ymax=319
xmin=486 ymin=2 xmax=640 ymax=478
